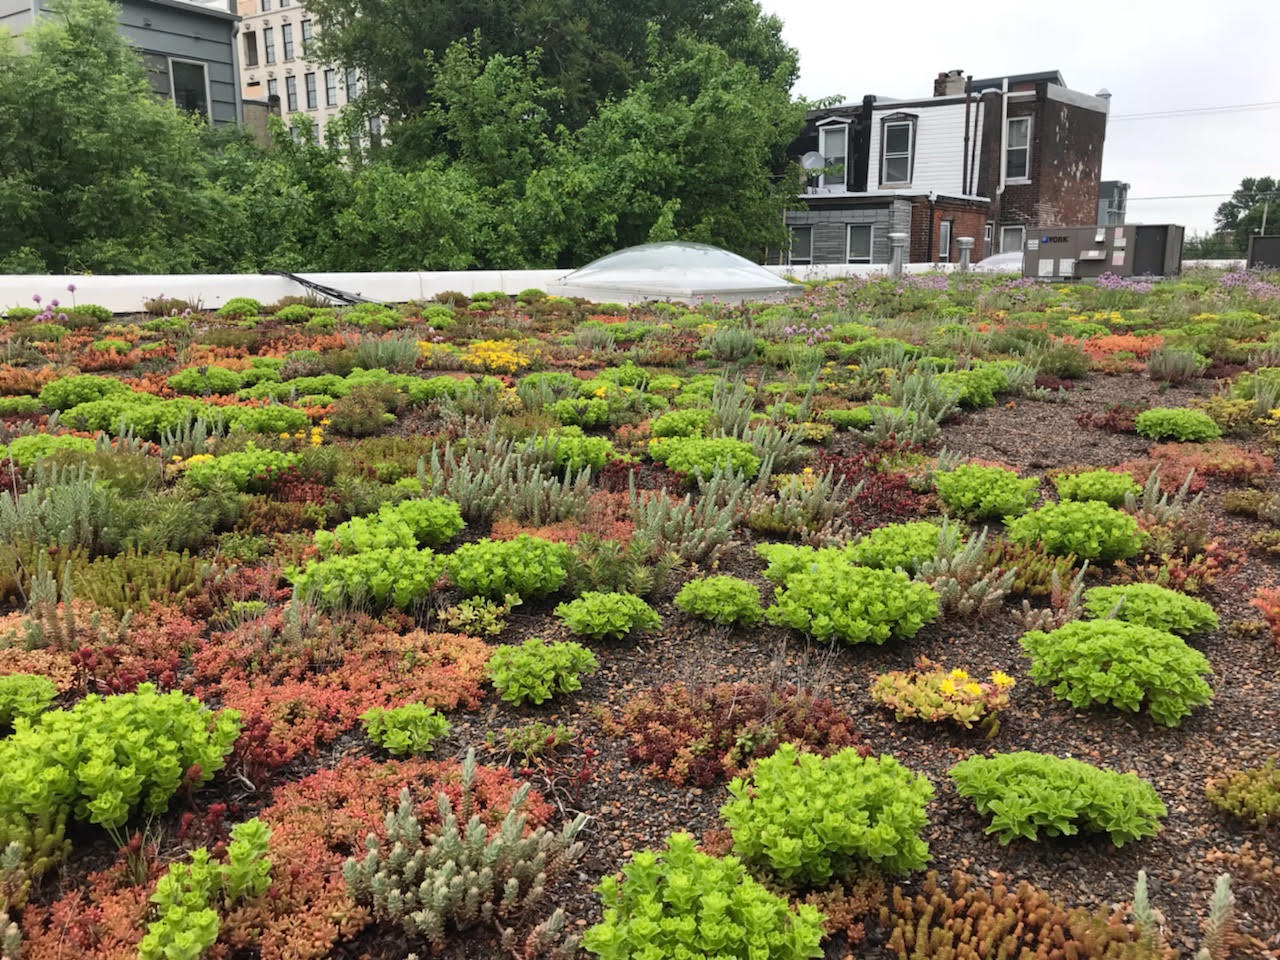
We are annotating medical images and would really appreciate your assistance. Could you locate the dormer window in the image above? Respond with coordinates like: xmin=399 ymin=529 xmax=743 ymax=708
xmin=880 ymin=115 xmax=915 ymax=186
xmin=818 ymin=123 xmax=846 ymax=190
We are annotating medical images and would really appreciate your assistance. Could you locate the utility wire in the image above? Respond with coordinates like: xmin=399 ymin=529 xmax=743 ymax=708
xmin=1110 ymin=99 xmax=1280 ymax=121
xmin=1126 ymin=191 xmax=1280 ymax=201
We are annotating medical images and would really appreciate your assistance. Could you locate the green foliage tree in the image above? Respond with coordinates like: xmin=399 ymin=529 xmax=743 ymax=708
xmin=1213 ymin=176 xmax=1279 ymax=254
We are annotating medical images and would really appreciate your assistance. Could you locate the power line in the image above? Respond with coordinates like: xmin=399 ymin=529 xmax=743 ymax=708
xmin=1110 ymin=99 xmax=1280 ymax=121
xmin=1126 ymin=191 xmax=1280 ymax=201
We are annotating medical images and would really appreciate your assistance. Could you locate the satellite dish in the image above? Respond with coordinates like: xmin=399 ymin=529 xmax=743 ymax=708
xmin=801 ymin=151 xmax=826 ymax=171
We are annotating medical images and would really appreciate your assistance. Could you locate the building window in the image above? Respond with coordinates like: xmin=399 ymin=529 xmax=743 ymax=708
xmin=242 ymin=32 xmax=257 ymax=67
xmin=938 ymin=219 xmax=952 ymax=262
xmin=881 ymin=118 xmax=914 ymax=185
xmin=847 ymin=224 xmax=872 ymax=264
xmin=169 ymin=59 xmax=209 ymax=120
xmin=324 ymin=68 xmax=337 ymax=107
xmin=282 ymin=23 xmax=294 ymax=60
xmin=983 ymin=223 xmax=993 ymax=256
xmin=301 ymin=20 xmax=313 ymax=56
xmin=818 ymin=124 xmax=846 ymax=189
xmin=1000 ymin=225 xmax=1026 ymax=253
xmin=789 ymin=226 xmax=812 ymax=265
xmin=279 ymin=0 xmax=290 ymax=7
xmin=259 ymin=0 xmax=269 ymax=10
xmin=267 ymin=77 xmax=278 ymax=108
xmin=263 ymin=26 xmax=275 ymax=64
xmin=345 ymin=67 xmax=359 ymax=103
xmin=304 ymin=72 xmax=317 ymax=109
xmin=1005 ymin=116 xmax=1031 ymax=181
xmin=285 ymin=74 xmax=298 ymax=112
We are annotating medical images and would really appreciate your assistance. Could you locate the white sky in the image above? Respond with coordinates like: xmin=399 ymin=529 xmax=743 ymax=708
xmin=758 ymin=0 xmax=1280 ymax=234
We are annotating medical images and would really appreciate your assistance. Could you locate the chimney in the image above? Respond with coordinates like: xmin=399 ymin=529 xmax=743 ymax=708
xmin=934 ymin=69 xmax=966 ymax=97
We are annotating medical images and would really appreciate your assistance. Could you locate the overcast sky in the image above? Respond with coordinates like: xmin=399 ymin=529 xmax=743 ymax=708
xmin=757 ymin=0 xmax=1280 ymax=234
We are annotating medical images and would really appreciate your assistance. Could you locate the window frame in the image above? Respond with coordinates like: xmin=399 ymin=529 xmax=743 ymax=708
xmin=263 ymin=25 xmax=275 ymax=64
xmin=938 ymin=219 xmax=952 ymax=262
xmin=258 ymin=0 xmax=269 ymax=11
xmin=300 ymin=19 xmax=313 ymax=56
xmin=1000 ymin=225 xmax=1026 ymax=254
xmin=789 ymin=225 xmax=813 ymax=265
xmin=266 ymin=77 xmax=278 ymax=107
xmin=167 ymin=57 xmax=211 ymax=121
xmin=285 ymin=74 xmax=298 ymax=112
xmin=1004 ymin=116 xmax=1032 ymax=183
xmin=324 ymin=68 xmax=337 ymax=107
xmin=879 ymin=114 xmax=916 ymax=187
xmin=242 ymin=31 xmax=258 ymax=67
xmin=281 ymin=23 xmax=294 ymax=60
xmin=816 ymin=121 xmax=847 ymax=191
xmin=304 ymin=72 xmax=317 ymax=109
xmin=345 ymin=67 xmax=359 ymax=104
xmin=847 ymin=224 xmax=873 ymax=264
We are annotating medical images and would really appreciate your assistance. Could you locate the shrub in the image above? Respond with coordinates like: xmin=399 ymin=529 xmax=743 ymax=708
xmin=0 ymin=674 xmax=57 ymax=728
xmin=765 ymin=559 xmax=940 ymax=645
xmin=650 ymin=408 xmax=714 ymax=438
xmin=0 ymin=433 xmax=97 ymax=468
xmin=344 ymin=751 xmax=585 ymax=954
xmin=554 ymin=591 xmax=660 ymax=640
xmin=1019 ymin=619 xmax=1213 ymax=726
xmin=1134 ymin=407 xmax=1222 ymax=442
xmin=0 ymin=395 xmax=39 ymax=416
xmin=870 ymin=659 xmax=1015 ymax=734
xmin=620 ymin=681 xmax=867 ymax=786
xmin=360 ymin=703 xmax=451 ymax=756
xmin=314 ymin=497 xmax=464 ymax=555
xmin=550 ymin=428 xmax=617 ymax=473
xmin=582 ymin=833 xmax=825 ymax=960
xmin=845 ymin=521 xmax=946 ymax=575
xmin=37 ymin=373 xmax=130 ymax=411
xmin=185 ymin=444 xmax=301 ymax=493
xmin=487 ymin=637 xmax=598 ymax=706
xmin=648 ymin=435 xmax=760 ymax=479
xmin=445 ymin=535 xmax=571 ymax=600
xmin=1205 ymin=758 xmax=1280 ymax=826
xmin=1082 ymin=582 xmax=1219 ymax=636
xmin=1052 ymin=469 xmax=1141 ymax=506
xmin=722 ymin=743 xmax=933 ymax=884
xmin=0 ymin=685 xmax=240 ymax=858
xmin=1006 ymin=500 xmax=1143 ymax=562
xmin=290 ymin=546 xmax=445 ymax=610
xmin=215 ymin=296 xmax=263 ymax=318
xmin=550 ymin=396 xmax=610 ymax=428
xmin=949 ymin=751 xmax=1166 ymax=846
xmin=935 ymin=465 xmax=1039 ymax=520
xmin=167 ymin=365 xmax=243 ymax=396
xmin=673 ymin=575 xmax=763 ymax=626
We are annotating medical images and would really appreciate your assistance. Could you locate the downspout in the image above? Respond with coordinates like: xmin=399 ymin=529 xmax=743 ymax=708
xmin=996 ymin=78 xmax=1009 ymax=232
xmin=927 ymin=192 xmax=936 ymax=264
xmin=969 ymin=89 xmax=981 ymax=195
xmin=961 ymin=75 xmax=971 ymax=195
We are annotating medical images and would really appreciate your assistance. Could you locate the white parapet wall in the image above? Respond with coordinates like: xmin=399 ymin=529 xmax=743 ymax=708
xmin=0 ymin=258 xmax=1243 ymax=315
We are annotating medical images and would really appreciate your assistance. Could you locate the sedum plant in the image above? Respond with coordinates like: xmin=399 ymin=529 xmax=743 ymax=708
xmin=488 ymin=637 xmax=599 ymax=706
xmin=844 ymin=520 xmax=949 ymax=575
xmin=1134 ymin=407 xmax=1222 ymax=442
xmin=765 ymin=558 xmax=940 ymax=645
xmin=290 ymin=546 xmax=445 ymax=611
xmin=1005 ymin=499 xmax=1144 ymax=562
xmin=1052 ymin=468 xmax=1141 ymax=506
xmin=360 ymin=703 xmax=451 ymax=756
xmin=343 ymin=751 xmax=586 ymax=953
xmin=554 ymin=591 xmax=660 ymax=640
xmin=184 ymin=444 xmax=301 ymax=493
xmin=870 ymin=659 xmax=1015 ymax=736
xmin=1082 ymin=582 xmax=1219 ymax=636
xmin=647 ymin=435 xmax=761 ymax=479
xmin=445 ymin=535 xmax=571 ymax=600
xmin=313 ymin=496 xmax=464 ymax=555
xmin=673 ymin=575 xmax=763 ymax=626
xmin=935 ymin=464 xmax=1039 ymax=520
xmin=0 ymin=674 xmax=57 ymax=728
xmin=1020 ymin=620 xmax=1213 ymax=726
xmin=582 ymin=832 xmax=824 ymax=960
xmin=949 ymin=751 xmax=1166 ymax=846
xmin=1205 ymin=757 xmax=1280 ymax=827
xmin=722 ymin=743 xmax=933 ymax=884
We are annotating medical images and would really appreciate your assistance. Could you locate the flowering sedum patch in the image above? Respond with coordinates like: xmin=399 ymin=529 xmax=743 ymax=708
xmin=871 ymin=658 xmax=1015 ymax=734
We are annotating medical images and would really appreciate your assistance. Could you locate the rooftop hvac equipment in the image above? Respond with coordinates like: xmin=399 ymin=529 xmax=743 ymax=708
xmin=1021 ymin=224 xmax=1184 ymax=279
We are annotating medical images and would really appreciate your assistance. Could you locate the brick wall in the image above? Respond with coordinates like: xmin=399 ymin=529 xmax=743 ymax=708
xmin=907 ymin=199 xmax=988 ymax=262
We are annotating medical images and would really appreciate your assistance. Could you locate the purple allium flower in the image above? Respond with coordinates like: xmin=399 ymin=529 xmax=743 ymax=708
xmin=67 ymin=283 xmax=76 ymax=293
xmin=32 ymin=294 xmax=40 ymax=304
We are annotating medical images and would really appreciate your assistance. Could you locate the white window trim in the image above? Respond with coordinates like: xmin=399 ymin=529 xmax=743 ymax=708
xmin=880 ymin=120 xmax=913 ymax=186
xmin=167 ymin=57 xmax=212 ymax=121
xmin=847 ymin=224 xmax=873 ymax=264
xmin=1000 ymin=225 xmax=1026 ymax=254
xmin=789 ymin=225 xmax=812 ymax=265
xmin=816 ymin=120 xmax=848 ymax=192
xmin=938 ymin=219 xmax=952 ymax=262
xmin=1004 ymin=116 xmax=1032 ymax=184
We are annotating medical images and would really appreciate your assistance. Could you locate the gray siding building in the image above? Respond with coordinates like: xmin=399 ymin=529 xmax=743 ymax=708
xmin=1 ymin=0 xmax=242 ymax=126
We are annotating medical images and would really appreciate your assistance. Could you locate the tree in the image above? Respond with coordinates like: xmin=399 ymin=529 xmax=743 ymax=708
xmin=1213 ymin=176 xmax=1279 ymax=253
xmin=305 ymin=0 xmax=796 ymax=138
xmin=0 ymin=0 xmax=233 ymax=272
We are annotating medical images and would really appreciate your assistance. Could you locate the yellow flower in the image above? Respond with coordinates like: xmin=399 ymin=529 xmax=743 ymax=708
xmin=991 ymin=670 xmax=1015 ymax=689
xmin=279 ymin=432 xmax=291 ymax=439
xmin=962 ymin=682 xmax=983 ymax=697
xmin=319 ymin=418 xmax=331 ymax=426
xmin=939 ymin=678 xmax=957 ymax=696
xmin=948 ymin=668 xmax=969 ymax=681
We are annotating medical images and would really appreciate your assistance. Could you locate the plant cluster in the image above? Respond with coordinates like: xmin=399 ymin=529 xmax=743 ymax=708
xmin=870 ymin=659 xmax=1015 ymax=735
xmin=314 ymin=496 xmax=464 ymax=555
xmin=722 ymin=743 xmax=934 ymax=883
xmin=1205 ymin=757 xmax=1280 ymax=826
xmin=844 ymin=520 xmax=947 ymax=574
xmin=1134 ymin=407 xmax=1223 ymax=442
xmin=445 ymin=535 xmax=571 ymax=599
xmin=554 ymin=590 xmax=660 ymax=640
xmin=949 ymin=751 xmax=1167 ymax=845
xmin=1052 ymin=468 xmax=1141 ymax=506
xmin=487 ymin=637 xmax=599 ymax=706
xmin=0 ymin=674 xmax=57 ymax=728
xmin=1006 ymin=499 xmax=1144 ymax=562
xmin=360 ymin=703 xmax=452 ymax=756
xmin=647 ymin=435 xmax=761 ymax=479
xmin=672 ymin=575 xmax=763 ymax=626
xmin=290 ymin=546 xmax=445 ymax=610
xmin=1020 ymin=619 xmax=1214 ymax=726
xmin=935 ymin=465 xmax=1039 ymax=520
xmin=1081 ymin=582 xmax=1219 ymax=636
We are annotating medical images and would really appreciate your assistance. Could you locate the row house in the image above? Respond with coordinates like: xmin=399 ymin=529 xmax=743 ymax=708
xmin=784 ymin=69 xmax=1110 ymax=266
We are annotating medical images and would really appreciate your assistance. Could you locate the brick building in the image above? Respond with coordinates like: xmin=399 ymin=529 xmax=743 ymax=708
xmin=783 ymin=69 xmax=1111 ymax=266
